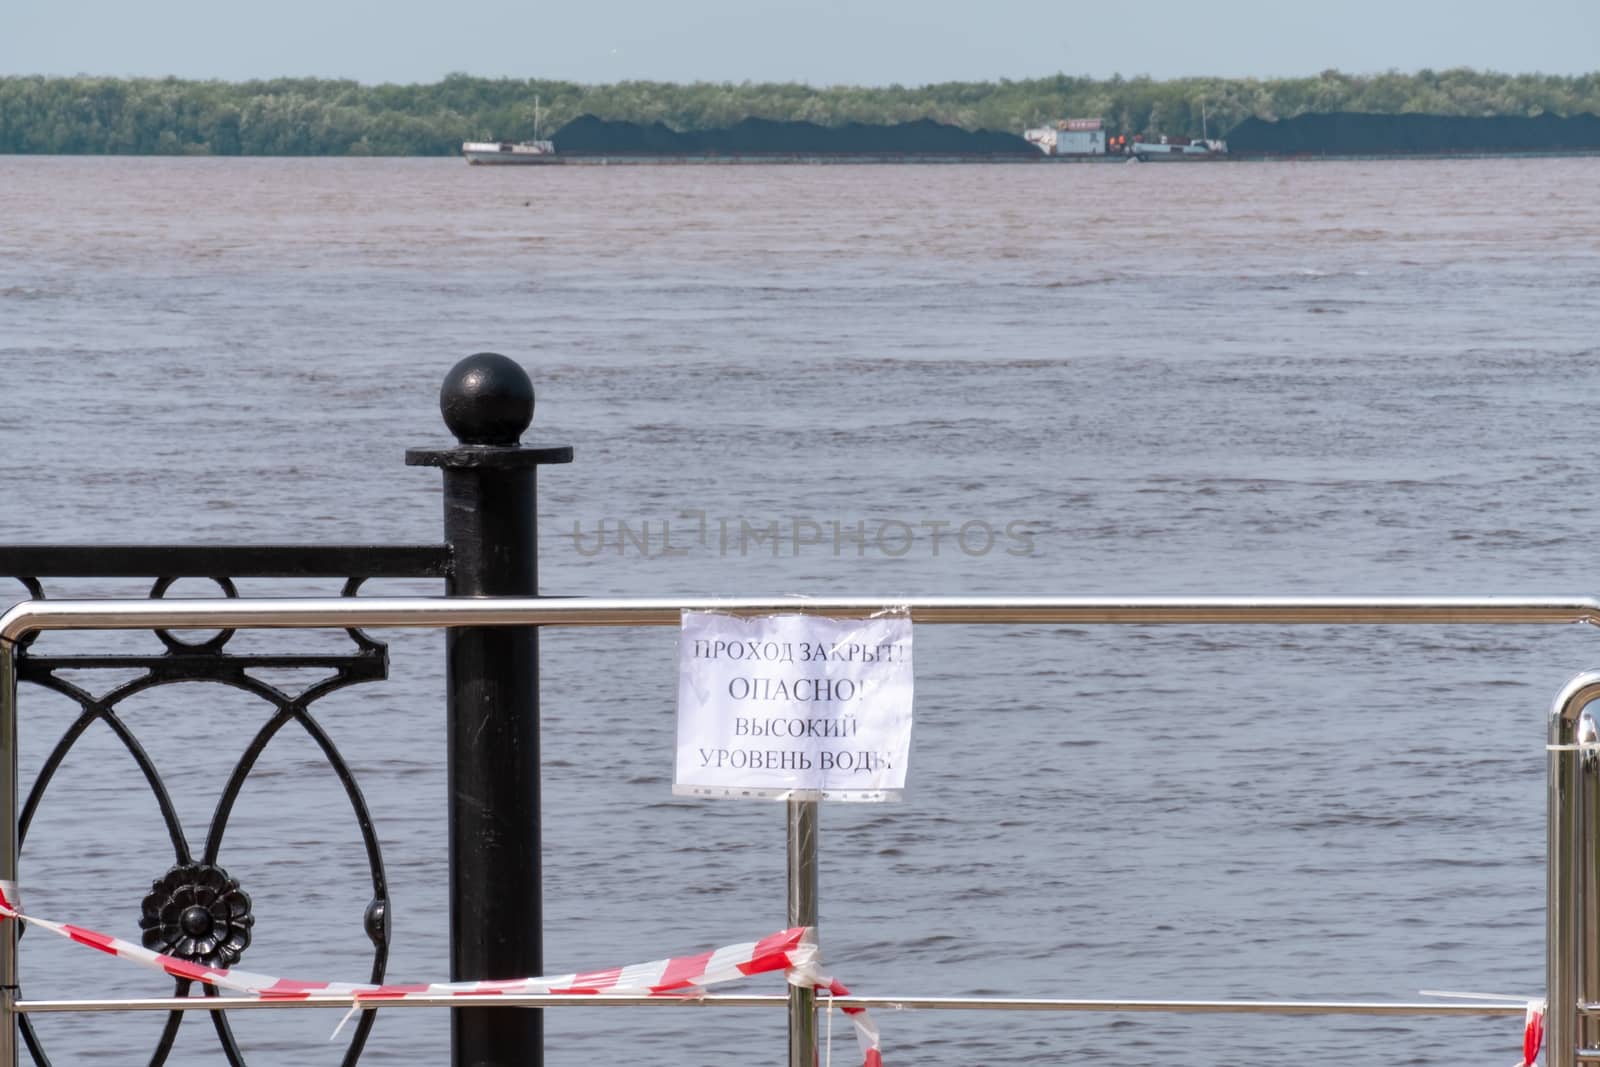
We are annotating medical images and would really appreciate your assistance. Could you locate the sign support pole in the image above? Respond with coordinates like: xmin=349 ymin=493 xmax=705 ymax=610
xmin=788 ymin=797 xmax=819 ymax=1067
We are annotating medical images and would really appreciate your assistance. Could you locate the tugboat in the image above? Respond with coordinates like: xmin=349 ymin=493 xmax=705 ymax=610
xmin=1023 ymin=117 xmax=1227 ymax=159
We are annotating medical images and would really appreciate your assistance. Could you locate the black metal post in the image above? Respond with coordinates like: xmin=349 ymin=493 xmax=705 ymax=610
xmin=407 ymin=354 xmax=572 ymax=1067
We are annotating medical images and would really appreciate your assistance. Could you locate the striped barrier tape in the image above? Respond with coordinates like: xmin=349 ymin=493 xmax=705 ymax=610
xmin=0 ymin=881 xmax=881 ymax=1066
xmin=1422 ymin=990 xmax=1545 ymax=1066
xmin=1519 ymin=999 xmax=1544 ymax=1067
xmin=4 ymin=877 xmax=1540 ymax=1067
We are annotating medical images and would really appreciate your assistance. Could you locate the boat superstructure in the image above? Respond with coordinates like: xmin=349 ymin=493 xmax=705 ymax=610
xmin=461 ymin=139 xmax=558 ymax=164
xmin=1023 ymin=117 xmax=1227 ymax=159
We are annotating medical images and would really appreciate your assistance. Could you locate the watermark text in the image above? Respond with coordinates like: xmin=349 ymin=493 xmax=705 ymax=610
xmin=561 ymin=512 xmax=1038 ymax=559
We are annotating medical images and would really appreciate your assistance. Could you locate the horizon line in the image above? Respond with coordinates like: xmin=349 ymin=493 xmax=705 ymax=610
xmin=4 ymin=66 xmax=1599 ymax=91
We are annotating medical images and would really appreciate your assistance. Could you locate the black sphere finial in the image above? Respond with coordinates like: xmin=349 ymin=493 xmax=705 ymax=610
xmin=440 ymin=353 xmax=535 ymax=446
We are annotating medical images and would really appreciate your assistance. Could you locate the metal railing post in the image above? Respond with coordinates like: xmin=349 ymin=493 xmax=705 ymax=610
xmin=1550 ymin=705 xmax=1580 ymax=1067
xmin=788 ymin=798 xmax=819 ymax=1067
xmin=1548 ymin=673 xmax=1600 ymax=1067
xmin=407 ymin=354 xmax=572 ymax=1067
xmin=1583 ymin=705 xmax=1600 ymax=1059
xmin=0 ymin=639 xmax=16 ymax=1067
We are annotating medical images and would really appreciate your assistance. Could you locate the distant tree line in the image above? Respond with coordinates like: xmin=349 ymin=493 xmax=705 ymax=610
xmin=1 ymin=69 xmax=1597 ymax=156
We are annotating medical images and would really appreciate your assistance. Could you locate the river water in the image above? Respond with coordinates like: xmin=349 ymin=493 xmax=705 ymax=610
xmin=1 ymin=155 xmax=1599 ymax=1065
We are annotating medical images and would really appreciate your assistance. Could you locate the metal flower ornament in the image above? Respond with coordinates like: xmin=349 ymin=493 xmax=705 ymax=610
xmin=139 ymin=862 xmax=254 ymax=967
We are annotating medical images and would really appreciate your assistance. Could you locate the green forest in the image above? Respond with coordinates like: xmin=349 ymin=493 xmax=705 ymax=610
xmin=2 ymin=68 xmax=1597 ymax=156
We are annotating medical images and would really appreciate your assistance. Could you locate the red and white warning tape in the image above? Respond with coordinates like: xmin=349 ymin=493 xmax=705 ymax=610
xmin=1518 ymin=999 xmax=1544 ymax=1067
xmin=1423 ymin=989 xmax=1545 ymax=1066
xmin=3 ymin=876 xmax=1544 ymax=1067
xmin=0 ymin=881 xmax=881 ymax=1066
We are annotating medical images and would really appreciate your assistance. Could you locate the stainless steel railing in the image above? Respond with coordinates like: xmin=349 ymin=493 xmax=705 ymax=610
xmin=2 ymin=594 xmax=1597 ymax=1065
xmin=1 ymin=991 xmax=1536 ymax=1014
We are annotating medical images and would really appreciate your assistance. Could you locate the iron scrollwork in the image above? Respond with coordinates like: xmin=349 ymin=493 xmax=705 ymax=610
xmin=140 ymin=863 xmax=254 ymax=970
xmin=2 ymin=545 xmax=449 ymax=1066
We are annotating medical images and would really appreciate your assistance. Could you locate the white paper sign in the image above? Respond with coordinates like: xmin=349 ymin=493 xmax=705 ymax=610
xmin=674 ymin=612 xmax=913 ymax=801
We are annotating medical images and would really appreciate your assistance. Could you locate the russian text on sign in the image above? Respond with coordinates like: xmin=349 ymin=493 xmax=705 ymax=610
xmin=675 ymin=612 xmax=913 ymax=801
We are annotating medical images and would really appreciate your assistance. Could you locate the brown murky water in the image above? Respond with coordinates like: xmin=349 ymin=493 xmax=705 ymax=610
xmin=1 ymin=155 xmax=1599 ymax=1065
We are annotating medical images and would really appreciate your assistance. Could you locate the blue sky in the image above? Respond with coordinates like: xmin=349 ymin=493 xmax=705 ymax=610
xmin=6 ymin=0 xmax=1597 ymax=85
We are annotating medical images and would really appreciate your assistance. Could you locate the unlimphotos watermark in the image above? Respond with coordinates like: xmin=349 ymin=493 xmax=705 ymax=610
xmin=562 ymin=512 xmax=1038 ymax=559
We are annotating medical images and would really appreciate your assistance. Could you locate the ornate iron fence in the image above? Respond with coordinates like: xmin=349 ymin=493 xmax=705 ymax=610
xmin=0 ymin=352 xmax=572 ymax=1066
xmin=3 ymin=548 xmax=447 ymax=1066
